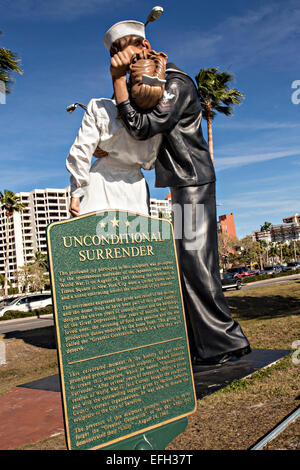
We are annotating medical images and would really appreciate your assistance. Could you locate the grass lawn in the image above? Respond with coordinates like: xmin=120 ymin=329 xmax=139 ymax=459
xmin=1 ymin=281 xmax=299 ymax=450
xmin=168 ymin=281 xmax=300 ymax=450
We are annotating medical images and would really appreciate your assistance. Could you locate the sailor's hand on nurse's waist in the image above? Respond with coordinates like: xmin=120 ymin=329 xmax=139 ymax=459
xmin=94 ymin=146 xmax=108 ymax=158
xmin=110 ymin=47 xmax=136 ymax=79
xmin=69 ymin=197 xmax=80 ymax=217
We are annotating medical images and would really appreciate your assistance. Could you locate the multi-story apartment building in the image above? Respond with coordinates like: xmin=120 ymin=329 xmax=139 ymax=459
xmin=251 ymin=229 xmax=272 ymax=243
xmin=149 ymin=195 xmax=172 ymax=221
xmin=2 ymin=189 xmax=237 ymax=282
xmin=282 ymin=214 xmax=300 ymax=226
xmin=1 ymin=190 xmax=176 ymax=282
xmin=217 ymin=213 xmax=237 ymax=239
xmin=252 ymin=214 xmax=300 ymax=243
xmin=0 ymin=187 xmax=70 ymax=282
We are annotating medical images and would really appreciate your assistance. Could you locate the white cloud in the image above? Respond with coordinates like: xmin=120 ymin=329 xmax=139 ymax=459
xmin=175 ymin=33 xmax=223 ymax=61
xmin=215 ymin=149 xmax=300 ymax=171
xmin=170 ymin=0 xmax=300 ymax=70
xmin=215 ymin=120 xmax=300 ymax=131
xmin=0 ymin=168 xmax=65 ymax=189
xmin=236 ymin=171 xmax=300 ymax=187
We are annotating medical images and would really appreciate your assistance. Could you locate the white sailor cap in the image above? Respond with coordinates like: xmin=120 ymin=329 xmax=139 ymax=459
xmin=104 ymin=20 xmax=146 ymax=51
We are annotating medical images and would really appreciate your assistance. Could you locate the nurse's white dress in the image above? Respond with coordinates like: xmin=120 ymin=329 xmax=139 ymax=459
xmin=66 ymin=98 xmax=162 ymax=216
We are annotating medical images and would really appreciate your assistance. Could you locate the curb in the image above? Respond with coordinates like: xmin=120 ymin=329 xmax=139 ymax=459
xmin=0 ymin=314 xmax=53 ymax=325
xmin=242 ymin=273 xmax=300 ymax=287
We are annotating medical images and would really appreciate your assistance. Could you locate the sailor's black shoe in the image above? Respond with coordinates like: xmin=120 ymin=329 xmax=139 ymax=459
xmin=192 ymin=352 xmax=232 ymax=366
xmin=192 ymin=345 xmax=251 ymax=366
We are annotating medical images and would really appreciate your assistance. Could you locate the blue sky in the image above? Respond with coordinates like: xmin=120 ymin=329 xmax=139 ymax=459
xmin=0 ymin=0 xmax=299 ymax=238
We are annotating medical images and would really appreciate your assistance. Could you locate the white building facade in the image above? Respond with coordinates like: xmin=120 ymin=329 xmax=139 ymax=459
xmin=1 ymin=190 xmax=174 ymax=283
xmin=0 ymin=187 xmax=70 ymax=282
xmin=252 ymin=214 xmax=300 ymax=244
xmin=149 ymin=197 xmax=172 ymax=221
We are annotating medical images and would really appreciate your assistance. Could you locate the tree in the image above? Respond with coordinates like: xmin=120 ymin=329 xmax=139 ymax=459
xmin=237 ymin=235 xmax=263 ymax=267
xmin=14 ymin=261 xmax=49 ymax=293
xmin=268 ymin=243 xmax=279 ymax=264
xmin=13 ymin=265 xmax=30 ymax=293
xmin=278 ymin=242 xmax=284 ymax=264
xmin=218 ymin=233 xmax=237 ymax=269
xmin=194 ymin=67 xmax=244 ymax=163
xmin=28 ymin=262 xmax=49 ymax=292
xmin=0 ymin=190 xmax=25 ymax=297
xmin=34 ymin=251 xmax=49 ymax=272
xmin=296 ymin=241 xmax=300 ymax=261
xmin=282 ymin=243 xmax=293 ymax=262
xmin=260 ymin=221 xmax=272 ymax=232
xmin=255 ymin=240 xmax=266 ymax=270
xmin=0 ymin=30 xmax=23 ymax=95
xmin=0 ymin=273 xmax=4 ymax=296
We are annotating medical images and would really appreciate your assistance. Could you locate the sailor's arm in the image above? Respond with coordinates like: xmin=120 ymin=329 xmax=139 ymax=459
xmin=66 ymin=99 xmax=100 ymax=216
xmin=110 ymin=47 xmax=190 ymax=139
xmin=113 ymin=74 xmax=190 ymax=140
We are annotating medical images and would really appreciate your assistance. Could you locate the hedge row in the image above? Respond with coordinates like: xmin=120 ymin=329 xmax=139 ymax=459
xmin=0 ymin=305 xmax=53 ymax=321
xmin=241 ymin=269 xmax=299 ymax=284
xmin=1 ymin=271 xmax=299 ymax=320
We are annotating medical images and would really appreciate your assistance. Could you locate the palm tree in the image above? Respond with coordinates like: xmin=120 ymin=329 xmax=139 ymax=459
xmin=194 ymin=67 xmax=244 ymax=163
xmin=34 ymin=251 xmax=49 ymax=272
xmin=282 ymin=243 xmax=293 ymax=263
xmin=0 ymin=190 xmax=25 ymax=297
xmin=269 ymin=243 xmax=279 ymax=265
xmin=0 ymin=30 xmax=23 ymax=95
xmin=260 ymin=221 xmax=272 ymax=232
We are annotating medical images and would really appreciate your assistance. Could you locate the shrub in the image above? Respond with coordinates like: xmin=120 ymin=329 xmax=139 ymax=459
xmin=242 ymin=269 xmax=296 ymax=284
xmin=0 ymin=305 xmax=53 ymax=321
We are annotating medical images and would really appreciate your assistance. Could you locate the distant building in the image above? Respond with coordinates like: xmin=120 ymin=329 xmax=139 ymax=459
xmin=252 ymin=213 xmax=300 ymax=243
xmin=0 ymin=187 xmax=70 ymax=282
xmin=149 ymin=195 xmax=172 ymax=221
xmin=282 ymin=214 xmax=300 ymax=226
xmin=217 ymin=213 xmax=237 ymax=239
xmin=1 ymin=188 xmax=177 ymax=282
xmin=252 ymin=230 xmax=272 ymax=243
xmin=154 ymin=197 xmax=236 ymax=233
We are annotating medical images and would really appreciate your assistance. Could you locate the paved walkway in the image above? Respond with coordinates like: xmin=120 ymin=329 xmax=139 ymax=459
xmin=0 ymin=386 xmax=64 ymax=450
xmin=0 ymin=349 xmax=290 ymax=450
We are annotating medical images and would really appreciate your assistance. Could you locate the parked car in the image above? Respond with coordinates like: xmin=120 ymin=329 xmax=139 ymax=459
xmin=247 ymin=268 xmax=261 ymax=276
xmin=275 ymin=265 xmax=285 ymax=272
xmin=0 ymin=293 xmax=52 ymax=317
xmin=260 ymin=265 xmax=282 ymax=275
xmin=221 ymin=273 xmax=242 ymax=290
xmin=226 ymin=267 xmax=250 ymax=278
xmin=281 ymin=264 xmax=292 ymax=272
xmin=282 ymin=262 xmax=300 ymax=272
xmin=0 ymin=296 xmax=22 ymax=308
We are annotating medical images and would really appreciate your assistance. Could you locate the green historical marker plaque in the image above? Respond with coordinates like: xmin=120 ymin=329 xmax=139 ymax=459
xmin=47 ymin=210 xmax=196 ymax=450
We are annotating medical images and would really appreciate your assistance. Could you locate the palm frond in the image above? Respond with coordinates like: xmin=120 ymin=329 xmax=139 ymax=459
xmin=194 ymin=67 xmax=244 ymax=120
xmin=214 ymin=105 xmax=233 ymax=116
xmin=0 ymin=40 xmax=23 ymax=94
xmin=0 ymin=189 xmax=25 ymax=213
